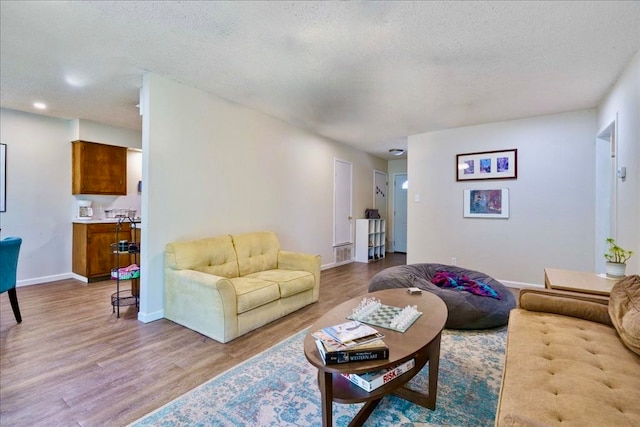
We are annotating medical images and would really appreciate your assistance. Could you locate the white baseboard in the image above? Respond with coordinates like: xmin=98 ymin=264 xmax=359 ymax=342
xmin=321 ymin=259 xmax=354 ymax=270
xmin=17 ymin=273 xmax=77 ymax=287
xmin=138 ymin=309 xmax=164 ymax=323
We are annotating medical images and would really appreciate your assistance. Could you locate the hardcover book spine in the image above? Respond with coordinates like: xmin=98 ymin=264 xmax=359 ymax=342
xmin=324 ymin=348 xmax=389 ymax=365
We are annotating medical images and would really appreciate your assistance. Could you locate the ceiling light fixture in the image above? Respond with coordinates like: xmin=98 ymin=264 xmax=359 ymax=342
xmin=389 ymin=148 xmax=404 ymax=156
xmin=33 ymin=102 xmax=47 ymax=110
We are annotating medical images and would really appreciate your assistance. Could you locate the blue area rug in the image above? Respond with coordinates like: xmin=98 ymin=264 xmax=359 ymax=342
xmin=131 ymin=327 xmax=506 ymax=426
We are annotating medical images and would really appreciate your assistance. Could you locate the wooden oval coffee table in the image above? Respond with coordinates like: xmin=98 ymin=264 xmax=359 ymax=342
xmin=304 ymin=288 xmax=448 ymax=427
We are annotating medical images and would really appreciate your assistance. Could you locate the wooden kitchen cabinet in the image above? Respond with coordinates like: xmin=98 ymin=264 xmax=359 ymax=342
xmin=72 ymin=140 xmax=127 ymax=195
xmin=73 ymin=222 xmax=137 ymax=281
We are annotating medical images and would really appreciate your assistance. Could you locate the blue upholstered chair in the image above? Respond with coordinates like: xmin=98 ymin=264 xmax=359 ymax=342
xmin=0 ymin=237 xmax=22 ymax=323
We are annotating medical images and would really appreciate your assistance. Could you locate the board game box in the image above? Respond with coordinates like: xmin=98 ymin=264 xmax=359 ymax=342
xmin=341 ymin=358 xmax=415 ymax=392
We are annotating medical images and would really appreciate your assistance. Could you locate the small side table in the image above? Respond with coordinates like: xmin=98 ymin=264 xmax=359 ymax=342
xmin=544 ymin=268 xmax=617 ymax=297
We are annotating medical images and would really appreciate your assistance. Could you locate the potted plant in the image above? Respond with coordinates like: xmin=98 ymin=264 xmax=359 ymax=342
xmin=604 ymin=238 xmax=633 ymax=278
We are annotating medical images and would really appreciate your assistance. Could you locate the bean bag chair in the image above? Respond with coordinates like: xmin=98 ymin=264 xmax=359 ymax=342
xmin=369 ymin=263 xmax=516 ymax=329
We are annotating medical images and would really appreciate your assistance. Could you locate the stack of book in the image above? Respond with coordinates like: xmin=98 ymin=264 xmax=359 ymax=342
xmin=312 ymin=320 xmax=388 ymax=365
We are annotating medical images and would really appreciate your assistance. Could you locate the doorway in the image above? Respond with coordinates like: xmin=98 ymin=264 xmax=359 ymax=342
xmin=393 ymin=174 xmax=408 ymax=253
xmin=595 ymin=118 xmax=617 ymax=273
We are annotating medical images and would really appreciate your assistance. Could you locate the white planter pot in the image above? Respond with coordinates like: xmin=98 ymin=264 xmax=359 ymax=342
xmin=605 ymin=262 xmax=627 ymax=278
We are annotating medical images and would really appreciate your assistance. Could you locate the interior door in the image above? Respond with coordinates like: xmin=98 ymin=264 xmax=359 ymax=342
xmin=394 ymin=174 xmax=408 ymax=253
xmin=334 ymin=158 xmax=353 ymax=246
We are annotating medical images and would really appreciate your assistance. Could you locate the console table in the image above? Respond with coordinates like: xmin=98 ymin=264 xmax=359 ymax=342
xmin=544 ymin=268 xmax=616 ymax=297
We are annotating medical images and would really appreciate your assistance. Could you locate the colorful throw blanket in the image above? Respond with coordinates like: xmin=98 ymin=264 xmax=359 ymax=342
xmin=431 ymin=271 xmax=501 ymax=300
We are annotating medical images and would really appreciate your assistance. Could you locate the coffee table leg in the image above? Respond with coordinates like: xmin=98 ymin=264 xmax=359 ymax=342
xmin=426 ymin=333 xmax=441 ymax=409
xmin=318 ymin=370 xmax=333 ymax=427
xmin=392 ymin=332 xmax=442 ymax=410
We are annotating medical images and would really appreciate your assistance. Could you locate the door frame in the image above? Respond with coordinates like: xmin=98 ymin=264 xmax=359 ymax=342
xmin=393 ymin=173 xmax=408 ymax=253
xmin=333 ymin=158 xmax=353 ymax=246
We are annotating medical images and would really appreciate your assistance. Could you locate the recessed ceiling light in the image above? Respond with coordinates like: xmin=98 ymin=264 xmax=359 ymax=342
xmin=389 ymin=148 xmax=404 ymax=156
xmin=33 ymin=102 xmax=47 ymax=110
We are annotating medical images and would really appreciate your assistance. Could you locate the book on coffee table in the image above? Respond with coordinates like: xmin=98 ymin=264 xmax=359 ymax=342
xmin=312 ymin=328 xmax=384 ymax=350
xmin=341 ymin=358 xmax=415 ymax=392
xmin=322 ymin=320 xmax=382 ymax=344
xmin=315 ymin=338 xmax=389 ymax=365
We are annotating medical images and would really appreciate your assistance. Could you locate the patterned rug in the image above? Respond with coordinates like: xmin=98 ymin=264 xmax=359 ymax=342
xmin=131 ymin=326 xmax=507 ymax=427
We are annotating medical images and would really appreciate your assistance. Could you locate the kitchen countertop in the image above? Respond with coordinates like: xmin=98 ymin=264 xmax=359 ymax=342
xmin=73 ymin=218 xmax=142 ymax=225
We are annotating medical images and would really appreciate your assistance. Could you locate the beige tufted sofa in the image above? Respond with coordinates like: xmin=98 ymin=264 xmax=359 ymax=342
xmin=164 ymin=231 xmax=321 ymax=343
xmin=496 ymin=285 xmax=640 ymax=426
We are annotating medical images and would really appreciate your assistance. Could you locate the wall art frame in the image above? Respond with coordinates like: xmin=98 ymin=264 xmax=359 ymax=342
xmin=0 ymin=143 xmax=6 ymax=212
xmin=456 ymin=149 xmax=517 ymax=181
xmin=463 ymin=188 xmax=509 ymax=218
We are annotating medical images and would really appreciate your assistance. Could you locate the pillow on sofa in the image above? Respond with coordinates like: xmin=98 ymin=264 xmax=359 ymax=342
xmin=608 ymin=274 xmax=640 ymax=356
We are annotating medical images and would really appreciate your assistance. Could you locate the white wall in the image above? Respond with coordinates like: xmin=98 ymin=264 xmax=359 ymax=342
xmin=597 ymin=49 xmax=640 ymax=275
xmin=0 ymin=109 xmax=74 ymax=285
xmin=71 ymin=118 xmax=141 ymax=149
xmin=138 ymin=73 xmax=387 ymax=322
xmin=0 ymin=109 xmax=142 ymax=285
xmin=407 ymin=110 xmax=597 ymax=286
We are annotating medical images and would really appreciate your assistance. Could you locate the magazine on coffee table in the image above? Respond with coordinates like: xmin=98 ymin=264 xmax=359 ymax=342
xmin=321 ymin=320 xmax=382 ymax=345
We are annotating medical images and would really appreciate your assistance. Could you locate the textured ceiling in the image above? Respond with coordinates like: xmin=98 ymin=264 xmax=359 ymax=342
xmin=1 ymin=1 xmax=639 ymax=159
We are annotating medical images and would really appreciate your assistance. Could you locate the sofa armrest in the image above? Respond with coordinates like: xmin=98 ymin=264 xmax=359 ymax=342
xmin=519 ymin=288 xmax=612 ymax=326
xmin=164 ymin=268 xmax=238 ymax=342
xmin=278 ymin=250 xmax=321 ymax=299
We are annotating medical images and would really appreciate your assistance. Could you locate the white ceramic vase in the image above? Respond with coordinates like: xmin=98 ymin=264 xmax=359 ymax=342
xmin=605 ymin=262 xmax=627 ymax=278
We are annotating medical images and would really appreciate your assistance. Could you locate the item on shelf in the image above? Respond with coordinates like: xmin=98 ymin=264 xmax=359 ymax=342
xmin=341 ymin=358 xmax=415 ymax=392
xmin=347 ymin=303 xmax=422 ymax=333
xmin=118 ymin=240 xmax=129 ymax=251
xmin=322 ymin=320 xmax=382 ymax=345
xmin=111 ymin=264 xmax=140 ymax=280
xmin=364 ymin=208 xmax=380 ymax=219
xmin=128 ymin=242 xmax=139 ymax=253
xmin=105 ymin=208 xmax=137 ymax=219
xmin=315 ymin=338 xmax=389 ymax=365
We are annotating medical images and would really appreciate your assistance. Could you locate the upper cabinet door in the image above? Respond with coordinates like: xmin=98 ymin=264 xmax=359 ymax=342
xmin=72 ymin=140 xmax=127 ymax=195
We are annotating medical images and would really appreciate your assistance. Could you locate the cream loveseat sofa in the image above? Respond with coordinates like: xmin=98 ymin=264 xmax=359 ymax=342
xmin=496 ymin=276 xmax=640 ymax=426
xmin=164 ymin=231 xmax=321 ymax=343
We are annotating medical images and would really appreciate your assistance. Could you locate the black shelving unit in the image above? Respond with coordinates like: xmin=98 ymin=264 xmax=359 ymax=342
xmin=111 ymin=217 xmax=140 ymax=318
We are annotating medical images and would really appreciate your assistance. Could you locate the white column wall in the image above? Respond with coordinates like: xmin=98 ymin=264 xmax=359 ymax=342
xmin=138 ymin=73 xmax=387 ymax=322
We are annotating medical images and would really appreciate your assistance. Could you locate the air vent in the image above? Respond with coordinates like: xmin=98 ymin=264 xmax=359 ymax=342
xmin=334 ymin=244 xmax=353 ymax=265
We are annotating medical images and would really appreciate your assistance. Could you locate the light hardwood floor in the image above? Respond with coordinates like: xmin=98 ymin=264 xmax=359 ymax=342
xmin=0 ymin=254 xmax=406 ymax=427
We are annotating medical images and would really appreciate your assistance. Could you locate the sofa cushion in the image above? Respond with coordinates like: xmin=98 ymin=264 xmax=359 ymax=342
xmin=229 ymin=277 xmax=280 ymax=314
xmin=609 ymin=274 xmax=640 ymax=356
xmin=232 ymin=231 xmax=280 ymax=276
xmin=497 ymin=308 xmax=640 ymax=426
xmin=166 ymin=235 xmax=239 ymax=278
xmin=246 ymin=269 xmax=315 ymax=298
